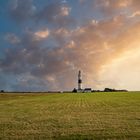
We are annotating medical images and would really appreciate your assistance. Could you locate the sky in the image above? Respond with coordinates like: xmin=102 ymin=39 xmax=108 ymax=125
xmin=0 ymin=0 xmax=140 ymax=91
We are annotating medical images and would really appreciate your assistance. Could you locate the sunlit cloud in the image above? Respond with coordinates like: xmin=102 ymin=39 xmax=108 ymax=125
xmin=60 ymin=6 xmax=71 ymax=16
xmin=34 ymin=29 xmax=50 ymax=40
xmin=128 ymin=11 xmax=140 ymax=18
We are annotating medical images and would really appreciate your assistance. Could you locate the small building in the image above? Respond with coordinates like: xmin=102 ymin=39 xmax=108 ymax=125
xmin=83 ymin=88 xmax=92 ymax=93
xmin=72 ymin=70 xmax=93 ymax=93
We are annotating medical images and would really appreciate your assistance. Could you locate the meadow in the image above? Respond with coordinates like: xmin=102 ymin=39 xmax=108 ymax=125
xmin=0 ymin=92 xmax=140 ymax=140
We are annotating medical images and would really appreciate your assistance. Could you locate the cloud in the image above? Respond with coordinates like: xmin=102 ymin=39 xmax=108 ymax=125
xmin=131 ymin=0 xmax=140 ymax=9
xmin=10 ymin=0 xmax=36 ymax=22
xmin=128 ymin=11 xmax=140 ymax=18
xmin=5 ymin=33 xmax=20 ymax=44
xmin=60 ymin=6 xmax=71 ymax=16
xmin=36 ymin=2 xmax=74 ymax=27
xmin=34 ymin=29 xmax=50 ymax=40
xmin=2 ymin=0 xmax=140 ymax=91
xmin=9 ymin=0 xmax=75 ymax=27
xmin=94 ymin=0 xmax=140 ymax=16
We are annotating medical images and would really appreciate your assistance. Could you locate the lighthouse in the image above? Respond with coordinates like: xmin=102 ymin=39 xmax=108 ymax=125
xmin=78 ymin=70 xmax=82 ymax=91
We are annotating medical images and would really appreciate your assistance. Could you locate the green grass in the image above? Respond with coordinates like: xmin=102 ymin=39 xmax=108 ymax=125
xmin=0 ymin=92 xmax=140 ymax=140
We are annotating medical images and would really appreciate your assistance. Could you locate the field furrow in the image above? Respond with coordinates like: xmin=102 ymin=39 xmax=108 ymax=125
xmin=0 ymin=92 xmax=140 ymax=140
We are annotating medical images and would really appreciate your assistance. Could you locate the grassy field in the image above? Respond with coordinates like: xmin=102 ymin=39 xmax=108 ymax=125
xmin=0 ymin=92 xmax=140 ymax=140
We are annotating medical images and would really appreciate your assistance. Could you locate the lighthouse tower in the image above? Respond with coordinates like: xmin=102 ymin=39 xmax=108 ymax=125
xmin=78 ymin=70 xmax=82 ymax=91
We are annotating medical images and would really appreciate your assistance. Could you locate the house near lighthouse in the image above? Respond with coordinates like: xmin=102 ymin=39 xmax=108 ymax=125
xmin=73 ymin=70 xmax=92 ymax=93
